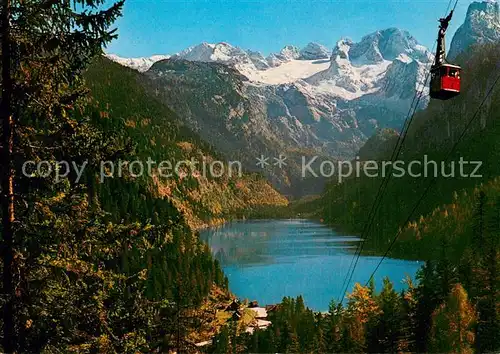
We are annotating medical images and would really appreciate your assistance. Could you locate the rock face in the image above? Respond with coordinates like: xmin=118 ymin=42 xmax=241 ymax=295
xmin=171 ymin=42 xmax=249 ymax=64
xmin=348 ymin=28 xmax=430 ymax=64
xmin=246 ymin=50 xmax=270 ymax=70
xmin=170 ymin=42 xmax=262 ymax=75
xmin=106 ymin=27 xmax=444 ymax=194
xmin=448 ymin=1 xmax=500 ymax=59
xmin=380 ymin=55 xmax=429 ymax=100
xmin=304 ymin=30 xmax=431 ymax=103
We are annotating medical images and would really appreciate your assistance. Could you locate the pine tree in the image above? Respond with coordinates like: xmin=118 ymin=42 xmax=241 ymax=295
xmin=279 ymin=320 xmax=293 ymax=353
xmin=262 ymin=327 xmax=277 ymax=353
xmin=313 ymin=315 xmax=327 ymax=354
xmin=287 ymin=330 xmax=300 ymax=354
xmin=213 ymin=325 xmax=231 ymax=354
xmin=414 ymin=261 xmax=440 ymax=352
xmin=1 ymin=0 xmax=125 ymax=351
xmin=476 ymin=195 xmax=500 ymax=352
xmin=377 ymin=278 xmax=403 ymax=352
xmin=1 ymin=2 xmax=16 ymax=351
xmin=344 ymin=283 xmax=380 ymax=352
xmin=326 ymin=300 xmax=343 ymax=353
xmin=399 ymin=276 xmax=418 ymax=352
xmin=0 ymin=1 xmax=228 ymax=351
xmin=472 ymin=191 xmax=487 ymax=255
xmin=436 ymin=234 xmax=458 ymax=302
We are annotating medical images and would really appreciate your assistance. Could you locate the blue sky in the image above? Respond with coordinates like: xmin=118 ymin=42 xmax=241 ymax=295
xmin=106 ymin=0 xmax=472 ymax=58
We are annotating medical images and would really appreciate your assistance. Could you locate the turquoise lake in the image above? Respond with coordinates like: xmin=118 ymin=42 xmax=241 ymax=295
xmin=201 ymin=219 xmax=422 ymax=312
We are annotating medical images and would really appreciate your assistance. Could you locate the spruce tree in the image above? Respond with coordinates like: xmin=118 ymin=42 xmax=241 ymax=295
xmin=1 ymin=0 xmax=124 ymax=351
xmin=476 ymin=195 xmax=500 ymax=352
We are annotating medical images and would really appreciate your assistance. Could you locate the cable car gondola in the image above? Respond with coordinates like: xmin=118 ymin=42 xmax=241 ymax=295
xmin=430 ymin=63 xmax=461 ymax=100
xmin=430 ymin=9 xmax=462 ymax=100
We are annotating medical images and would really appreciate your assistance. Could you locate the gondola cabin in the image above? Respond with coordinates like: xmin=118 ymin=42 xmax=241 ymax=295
xmin=430 ymin=64 xmax=461 ymax=100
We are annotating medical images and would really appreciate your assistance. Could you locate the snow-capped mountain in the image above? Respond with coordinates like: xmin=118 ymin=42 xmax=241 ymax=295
xmin=142 ymin=28 xmax=433 ymax=162
xmin=348 ymin=28 xmax=431 ymax=64
xmin=106 ymin=42 xmax=331 ymax=77
xmin=266 ymin=45 xmax=300 ymax=67
xmin=105 ymin=54 xmax=170 ymax=72
xmin=155 ymin=28 xmax=431 ymax=103
xmin=170 ymin=42 xmax=328 ymax=73
xmin=170 ymin=42 xmax=249 ymax=65
xmin=102 ymin=1 xmax=500 ymax=193
xmin=303 ymin=29 xmax=432 ymax=100
xmin=448 ymin=0 xmax=500 ymax=59
xmin=107 ymin=28 xmax=433 ymax=162
xmin=246 ymin=50 xmax=271 ymax=70
xmin=105 ymin=3 xmax=498 ymax=194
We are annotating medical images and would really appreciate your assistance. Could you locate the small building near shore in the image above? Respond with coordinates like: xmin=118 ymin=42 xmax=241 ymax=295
xmin=245 ymin=319 xmax=272 ymax=334
xmin=225 ymin=299 xmax=240 ymax=312
xmin=265 ymin=304 xmax=280 ymax=313
xmin=248 ymin=307 xmax=267 ymax=319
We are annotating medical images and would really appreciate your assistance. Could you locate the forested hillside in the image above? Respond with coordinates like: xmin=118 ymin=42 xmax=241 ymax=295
xmin=84 ymin=57 xmax=288 ymax=231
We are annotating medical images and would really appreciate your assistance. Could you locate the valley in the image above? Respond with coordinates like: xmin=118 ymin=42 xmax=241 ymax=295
xmin=99 ymin=4 xmax=500 ymax=351
xmin=2 ymin=0 xmax=500 ymax=352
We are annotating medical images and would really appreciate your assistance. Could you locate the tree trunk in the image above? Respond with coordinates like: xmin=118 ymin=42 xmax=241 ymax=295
xmin=1 ymin=0 xmax=15 ymax=351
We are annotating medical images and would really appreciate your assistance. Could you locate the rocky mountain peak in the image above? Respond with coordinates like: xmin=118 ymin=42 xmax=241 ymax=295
xmin=348 ymin=28 xmax=431 ymax=65
xmin=303 ymin=29 xmax=430 ymax=102
xmin=332 ymin=38 xmax=353 ymax=60
xmin=281 ymin=45 xmax=300 ymax=57
xmin=448 ymin=0 xmax=500 ymax=59
xmin=380 ymin=57 xmax=422 ymax=99
xmin=246 ymin=50 xmax=270 ymax=70
xmin=171 ymin=42 xmax=246 ymax=63
xmin=266 ymin=45 xmax=300 ymax=67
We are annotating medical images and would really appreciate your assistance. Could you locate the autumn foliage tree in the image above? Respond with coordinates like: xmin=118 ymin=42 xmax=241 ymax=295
xmin=430 ymin=284 xmax=477 ymax=353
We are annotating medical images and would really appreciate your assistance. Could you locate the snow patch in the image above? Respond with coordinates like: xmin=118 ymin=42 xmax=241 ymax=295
xmin=244 ymin=59 xmax=330 ymax=85
xmin=105 ymin=54 xmax=170 ymax=72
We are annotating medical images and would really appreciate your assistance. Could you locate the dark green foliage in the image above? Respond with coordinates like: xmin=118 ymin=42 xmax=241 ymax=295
xmin=212 ymin=325 xmax=231 ymax=354
xmin=1 ymin=1 xmax=229 ymax=352
xmin=366 ymin=278 xmax=404 ymax=353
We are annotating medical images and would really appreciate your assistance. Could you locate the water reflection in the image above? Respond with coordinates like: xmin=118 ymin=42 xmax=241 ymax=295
xmin=201 ymin=219 xmax=361 ymax=266
xmin=201 ymin=219 xmax=420 ymax=311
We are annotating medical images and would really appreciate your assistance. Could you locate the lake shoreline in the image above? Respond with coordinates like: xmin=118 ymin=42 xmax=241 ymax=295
xmin=201 ymin=219 xmax=422 ymax=312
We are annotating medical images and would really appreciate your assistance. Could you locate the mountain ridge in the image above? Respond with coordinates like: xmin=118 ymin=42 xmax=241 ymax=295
xmin=105 ymin=1 xmax=500 ymax=194
xmin=106 ymin=27 xmax=437 ymax=195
